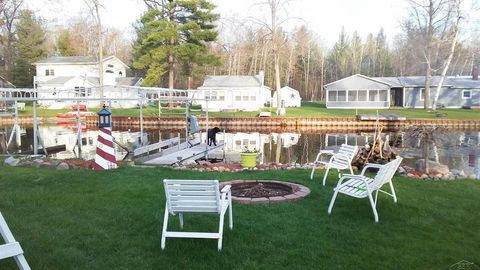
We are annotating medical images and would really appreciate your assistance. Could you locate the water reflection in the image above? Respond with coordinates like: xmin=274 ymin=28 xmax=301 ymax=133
xmin=1 ymin=125 xmax=479 ymax=178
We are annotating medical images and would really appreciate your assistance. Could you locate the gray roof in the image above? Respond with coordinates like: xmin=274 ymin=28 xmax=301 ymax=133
xmin=374 ymin=76 xmax=480 ymax=88
xmin=201 ymin=75 xmax=263 ymax=88
xmin=325 ymin=74 xmax=391 ymax=90
xmin=44 ymin=76 xmax=75 ymax=84
xmin=115 ymin=77 xmax=143 ymax=86
xmin=86 ymin=77 xmax=100 ymax=86
xmin=35 ymin=56 xmax=97 ymax=64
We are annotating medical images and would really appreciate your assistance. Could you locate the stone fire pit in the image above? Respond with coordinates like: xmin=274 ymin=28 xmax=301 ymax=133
xmin=220 ymin=180 xmax=310 ymax=204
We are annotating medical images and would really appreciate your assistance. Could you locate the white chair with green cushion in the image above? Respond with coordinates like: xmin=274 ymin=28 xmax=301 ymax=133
xmin=328 ymin=157 xmax=403 ymax=223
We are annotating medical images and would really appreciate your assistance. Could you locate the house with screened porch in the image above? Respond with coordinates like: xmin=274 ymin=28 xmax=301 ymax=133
xmin=325 ymin=73 xmax=480 ymax=109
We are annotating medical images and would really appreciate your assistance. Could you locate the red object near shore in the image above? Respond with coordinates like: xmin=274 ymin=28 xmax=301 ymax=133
xmin=56 ymin=111 xmax=95 ymax=119
xmin=71 ymin=104 xmax=87 ymax=111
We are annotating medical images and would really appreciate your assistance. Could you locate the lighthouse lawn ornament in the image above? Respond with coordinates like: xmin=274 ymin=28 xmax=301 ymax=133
xmin=93 ymin=105 xmax=117 ymax=170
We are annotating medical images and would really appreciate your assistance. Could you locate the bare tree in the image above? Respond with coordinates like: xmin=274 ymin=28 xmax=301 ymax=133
xmin=251 ymin=0 xmax=295 ymax=115
xmin=0 ymin=0 xmax=24 ymax=80
xmin=432 ymin=0 xmax=463 ymax=110
xmin=83 ymin=0 xmax=104 ymax=100
xmin=405 ymin=0 xmax=452 ymax=110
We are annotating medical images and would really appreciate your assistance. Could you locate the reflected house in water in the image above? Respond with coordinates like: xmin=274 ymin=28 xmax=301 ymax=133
xmin=271 ymin=133 xmax=301 ymax=148
xmin=207 ymin=132 xmax=301 ymax=164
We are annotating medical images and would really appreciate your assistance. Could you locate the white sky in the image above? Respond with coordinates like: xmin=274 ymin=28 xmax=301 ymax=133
xmin=24 ymin=0 xmax=478 ymax=45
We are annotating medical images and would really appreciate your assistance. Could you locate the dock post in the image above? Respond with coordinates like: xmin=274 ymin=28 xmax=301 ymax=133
xmin=223 ymin=130 xmax=226 ymax=163
xmin=140 ymin=95 xmax=144 ymax=145
xmin=33 ymin=100 xmax=38 ymax=155
xmin=76 ymin=101 xmax=82 ymax=156
xmin=185 ymin=100 xmax=189 ymax=147
xmin=205 ymin=100 xmax=209 ymax=159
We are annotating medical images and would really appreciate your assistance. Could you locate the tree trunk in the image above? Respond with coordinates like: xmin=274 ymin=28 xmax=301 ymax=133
xmin=168 ymin=0 xmax=175 ymax=109
xmin=94 ymin=2 xmax=104 ymax=103
xmin=432 ymin=11 xmax=461 ymax=111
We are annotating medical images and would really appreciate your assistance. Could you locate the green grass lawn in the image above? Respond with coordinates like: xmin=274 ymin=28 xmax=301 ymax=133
xmin=0 ymin=165 xmax=479 ymax=269
xmin=19 ymin=101 xmax=480 ymax=120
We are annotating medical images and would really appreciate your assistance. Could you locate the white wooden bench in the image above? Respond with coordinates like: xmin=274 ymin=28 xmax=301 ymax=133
xmin=0 ymin=211 xmax=30 ymax=270
xmin=161 ymin=179 xmax=233 ymax=251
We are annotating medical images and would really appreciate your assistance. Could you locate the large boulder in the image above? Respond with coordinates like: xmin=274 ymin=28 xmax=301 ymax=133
xmin=415 ymin=159 xmax=449 ymax=174
xmin=4 ymin=156 xmax=19 ymax=167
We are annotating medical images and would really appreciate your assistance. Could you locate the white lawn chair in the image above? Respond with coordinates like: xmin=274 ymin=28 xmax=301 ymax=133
xmin=161 ymin=179 xmax=233 ymax=251
xmin=0 ymin=211 xmax=30 ymax=270
xmin=310 ymin=144 xmax=358 ymax=186
xmin=328 ymin=157 xmax=403 ymax=223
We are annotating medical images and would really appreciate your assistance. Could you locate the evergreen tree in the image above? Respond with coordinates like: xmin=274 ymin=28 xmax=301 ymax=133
xmin=57 ymin=30 xmax=76 ymax=56
xmin=12 ymin=9 xmax=46 ymax=88
xmin=133 ymin=0 xmax=219 ymax=89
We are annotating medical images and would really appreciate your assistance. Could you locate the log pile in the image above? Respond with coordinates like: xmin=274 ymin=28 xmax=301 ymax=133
xmin=351 ymin=125 xmax=398 ymax=168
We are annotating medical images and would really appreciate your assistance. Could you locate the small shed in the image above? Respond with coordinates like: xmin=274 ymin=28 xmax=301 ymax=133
xmin=272 ymin=86 xmax=302 ymax=107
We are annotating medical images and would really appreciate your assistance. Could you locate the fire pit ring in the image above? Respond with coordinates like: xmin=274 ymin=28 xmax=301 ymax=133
xmin=220 ymin=180 xmax=310 ymax=204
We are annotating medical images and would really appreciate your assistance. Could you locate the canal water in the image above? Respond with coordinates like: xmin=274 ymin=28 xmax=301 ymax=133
xmin=1 ymin=125 xmax=479 ymax=178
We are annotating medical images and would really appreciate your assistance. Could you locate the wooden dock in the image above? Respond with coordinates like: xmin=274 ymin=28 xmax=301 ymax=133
xmin=356 ymin=114 xmax=406 ymax=121
xmin=143 ymin=143 xmax=224 ymax=165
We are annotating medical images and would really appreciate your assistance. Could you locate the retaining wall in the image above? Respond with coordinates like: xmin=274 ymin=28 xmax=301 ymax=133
xmin=2 ymin=115 xmax=479 ymax=131
xmin=85 ymin=116 xmax=480 ymax=131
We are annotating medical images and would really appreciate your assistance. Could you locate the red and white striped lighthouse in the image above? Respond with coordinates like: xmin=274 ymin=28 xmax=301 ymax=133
xmin=93 ymin=105 xmax=117 ymax=170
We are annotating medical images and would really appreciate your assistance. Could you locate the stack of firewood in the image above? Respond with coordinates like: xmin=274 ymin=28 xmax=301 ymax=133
xmin=351 ymin=126 xmax=397 ymax=168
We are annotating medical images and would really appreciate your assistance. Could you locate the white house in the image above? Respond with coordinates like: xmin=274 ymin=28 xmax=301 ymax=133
xmin=34 ymin=56 xmax=143 ymax=109
xmin=272 ymin=86 xmax=302 ymax=107
xmin=190 ymin=71 xmax=272 ymax=112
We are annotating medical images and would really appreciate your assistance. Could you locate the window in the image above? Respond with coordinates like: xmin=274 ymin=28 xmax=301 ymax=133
xmin=348 ymin=90 xmax=357 ymax=102
xmin=45 ymin=69 xmax=54 ymax=76
xmin=337 ymin=90 xmax=347 ymax=102
xmin=205 ymin=91 xmax=218 ymax=100
xmin=74 ymin=86 xmax=87 ymax=97
xmin=358 ymin=90 xmax=367 ymax=101
xmin=235 ymin=95 xmax=241 ymax=101
xmin=419 ymin=88 xmax=425 ymax=101
xmin=379 ymin=90 xmax=388 ymax=101
xmin=369 ymin=90 xmax=379 ymax=101
xmin=106 ymin=70 xmax=114 ymax=73
xmin=462 ymin=90 xmax=472 ymax=99
xmin=328 ymin=90 xmax=337 ymax=102
xmin=250 ymin=96 xmax=256 ymax=101
xmin=243 ymin=95 xmax=249 ymax=101
xmin=107 ymin=64 xmax=114 ymax=68
xmin=218 ymin=91 xmax=225 ymax=101
xmin=118 ymin=71 xmax=123 ymax=77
